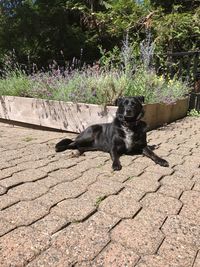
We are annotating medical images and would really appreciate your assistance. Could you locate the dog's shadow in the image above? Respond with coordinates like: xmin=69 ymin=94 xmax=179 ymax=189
xmin=127 ymin=144 xmax=157 ymax=156
xmin=68 ymin=145 xmax=158 ymax=158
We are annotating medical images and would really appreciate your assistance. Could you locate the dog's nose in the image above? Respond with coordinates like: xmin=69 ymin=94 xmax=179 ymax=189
xmin=126 ymin=107 xmax=132 ymax=113
xmin=125 ymin=108 xmax=132 ymax=116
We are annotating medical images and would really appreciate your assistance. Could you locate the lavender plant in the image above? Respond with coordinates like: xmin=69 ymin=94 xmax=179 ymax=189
xmin=0 ymin=38 xmax=190 ymax=105
xmin=140 ymin=29 xmax=155 ymax=70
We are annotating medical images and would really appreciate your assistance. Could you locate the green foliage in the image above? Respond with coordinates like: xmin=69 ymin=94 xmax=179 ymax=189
xmin=0 ymin=19 xmax=191 ymax=106
xmin=0 ymin=70 xmax=32 ymax=97
xmin=0 ymin=0 xmax=200 ymax=69
xmin=187 ymin=109 xmax=200 ymax=117
xmin=0 ymin=0 xmax=102 ymax=67
xmin=0 ymin=63 xmax=190 ymax=106
xmin=153 ymin=9 xmax=200 ymax=53
xmin=96 ymin=0 xmax=151 ymax=38
xmin=22 ymin=136 xmax=35 ymax=142
xmin=124 ymin=68 xmax=189 ymax=104
xmin=151 ymin=0 xmax=200 ymax=12
xmin=98 ymin=45 xmax=121 ymax=70
xmin=95 ymin=196 xmax=106 ymax=207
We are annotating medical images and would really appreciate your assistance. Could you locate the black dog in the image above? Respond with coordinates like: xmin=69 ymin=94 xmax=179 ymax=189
xmin=55 ymin=96 xmax=169 ymax=171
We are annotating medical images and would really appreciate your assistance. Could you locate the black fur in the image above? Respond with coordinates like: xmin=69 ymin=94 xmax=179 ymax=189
xmin=55 ymin=96 xmax=169 ymax=171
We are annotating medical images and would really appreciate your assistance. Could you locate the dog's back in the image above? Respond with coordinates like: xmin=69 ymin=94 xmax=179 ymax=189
xmin=55 ymin=96 xmax=169 ymax=170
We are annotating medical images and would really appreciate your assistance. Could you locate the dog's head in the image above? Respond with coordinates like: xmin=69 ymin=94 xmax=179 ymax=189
xmin=115 ymin=96 xmax=144 ymax=123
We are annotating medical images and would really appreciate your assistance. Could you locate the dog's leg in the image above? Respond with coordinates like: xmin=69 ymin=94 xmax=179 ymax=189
xmin=111 ymin=149 xmax=122 ymax=171
xmin=143 ymin=146 xmax=169 ymax=167
xmin=55 ymin=138 xmax=74 ymax=152
xmin=110 ymin=140 xmax=123 ymax=171
xmin=70 ymin=134 xmax=97 ymax=157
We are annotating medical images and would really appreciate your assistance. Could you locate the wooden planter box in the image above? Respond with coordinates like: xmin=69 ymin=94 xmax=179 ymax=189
xmin=0 ymin=96 xmax=189 ymax=133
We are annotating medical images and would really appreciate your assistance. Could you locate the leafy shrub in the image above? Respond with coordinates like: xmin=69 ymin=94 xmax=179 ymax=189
xmin=0 ymin=36 xmax=190 ymax=105
xmin=0 ymin=65 xmax=190 ymax=105
xmin=187 ymin=109 xmax=200 ymax=117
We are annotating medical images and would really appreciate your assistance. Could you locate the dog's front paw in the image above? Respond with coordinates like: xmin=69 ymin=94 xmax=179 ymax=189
xmin=159 ymin=159 xmax=169 ymax=167
xmin=112 ymin=162 xmax=122 ymax=171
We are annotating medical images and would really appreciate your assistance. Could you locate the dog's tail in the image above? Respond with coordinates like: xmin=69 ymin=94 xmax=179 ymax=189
xmin=55 ymin=138 xmax=77 ymax=152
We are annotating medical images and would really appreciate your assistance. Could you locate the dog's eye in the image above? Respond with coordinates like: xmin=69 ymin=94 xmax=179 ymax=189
xmin=131 ymin=101 xmax=135 ymax=106
xmin=124 ymin=100 xmax=129 ymax=105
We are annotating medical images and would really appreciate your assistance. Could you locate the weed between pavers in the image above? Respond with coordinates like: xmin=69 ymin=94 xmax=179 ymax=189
xmin=127 ymin=176 xmax=134 ymax=180
xmin=95 ymin=196 xmax=106 ymax=207
xmin=22 ymin=136 xmax=35 ymax=142
xmin=97 ymin=163 xmax=105 ymax=168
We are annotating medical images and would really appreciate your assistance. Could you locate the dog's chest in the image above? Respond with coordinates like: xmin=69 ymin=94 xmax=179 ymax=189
xmin=122 ymin=126 xmax=134 ymax=151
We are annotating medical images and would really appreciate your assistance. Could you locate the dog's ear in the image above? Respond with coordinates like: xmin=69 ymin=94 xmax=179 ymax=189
xmin=114 ymin=97 xmax=123 ymax=106
xmin=135 ymin=96 xmax=145 ymax=103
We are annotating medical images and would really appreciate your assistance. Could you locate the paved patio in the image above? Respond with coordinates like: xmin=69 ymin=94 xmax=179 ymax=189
xmin=0 ymin=117 xmax=200 ymax=267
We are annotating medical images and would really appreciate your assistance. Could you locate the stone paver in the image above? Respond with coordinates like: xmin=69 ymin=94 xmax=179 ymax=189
xmin=89 ymin=242 xmax=140 ymax=267
xmin=111 ymin=218 xmax=164 ymax=255
xmin=125 ymin=171 xmax=162 ymax=192
xmin=179 ymin=190 xmax=200 ymax=223
xmin=160 ymin=174 xmax=194 ymax=190
xmin=0 ymin=226 xmax=50 ymax=267
xmin=99 ymin=192 xmax=141 ymax=218
xmin=0 ymin=117 xmax=200 ymax=266
xmin=50 ymin=221 xmax=111 ymax=265
xmin=193 ymin=251 xmax=200 ymax=267
xmin=31 ymin=212 xmax=69 ymax=236
xmin=158 ymin=237 xmax=197 ymax=267
xmin=136 ymin=255 xmax=176 ymax=267
xmin=7 ymin=181 xmax=49 ymax=200
xmin=52 ymin=193 xmax=97 ymax=222
xmin=0 ymin=169 xmax=47 ymax=188
xmin=0 ymin=218 xmax=15 ymax=237
xmin=0 ymin=200 xmax=49 ymax=227
xmin=0 ymin=194 xmax=19 ymax=210
xmin=140 ymin=192 xmax=182 ymax=215
xmin=162 ymin=215 xmax=200 ymax=248
xmin=157 ymin=184 xmax=183 ymax=198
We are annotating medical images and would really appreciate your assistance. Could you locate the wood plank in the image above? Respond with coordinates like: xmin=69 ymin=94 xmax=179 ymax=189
xmin=0 ymin=96 xmax=189 ymax=133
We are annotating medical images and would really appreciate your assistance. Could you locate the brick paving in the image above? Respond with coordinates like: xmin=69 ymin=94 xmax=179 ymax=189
xmin=0 ymin=117 xmax=200 ymax=267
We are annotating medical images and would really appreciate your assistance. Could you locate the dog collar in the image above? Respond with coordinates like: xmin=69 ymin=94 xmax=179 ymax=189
xmin=116 ymin=114 xmax=141 ymax=127
xmin=122 ymin=119 xmax=140 ymax=127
